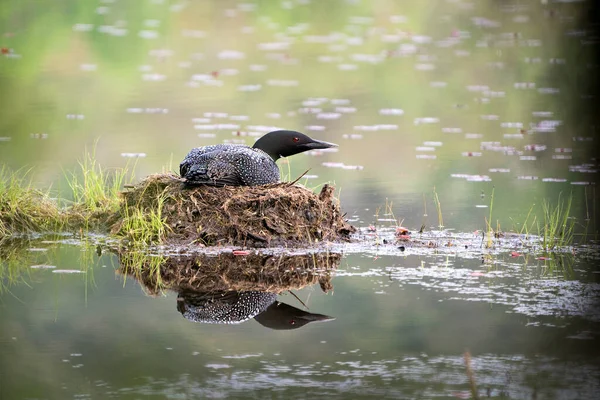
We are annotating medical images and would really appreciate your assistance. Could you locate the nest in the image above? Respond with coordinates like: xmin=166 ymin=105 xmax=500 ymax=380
xmin=111 ymin=174 xmax=356 ymax=247
xmin=118 ymin=251 xmax=339 ymax=296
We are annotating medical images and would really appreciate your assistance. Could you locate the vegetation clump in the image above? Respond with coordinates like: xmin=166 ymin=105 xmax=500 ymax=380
xmin=111 ymin=173 xmax=356 ymax=247
xmin=65 ymin=149 xmax=135 ymax=230
xmin=0 ymin=167 xmax=63 ymax=236
xmin=0 ymin=151 xmax=135 ymax=236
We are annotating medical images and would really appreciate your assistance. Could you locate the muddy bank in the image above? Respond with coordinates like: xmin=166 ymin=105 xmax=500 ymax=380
xmin=111 ymin=174 xmax=355 ymax=247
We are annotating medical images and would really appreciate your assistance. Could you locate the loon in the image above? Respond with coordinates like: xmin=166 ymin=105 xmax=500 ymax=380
xmin=176 ymin=290 xmax=334 ymax=330
xmin=179 ymin=130 xmax=337 ymax=186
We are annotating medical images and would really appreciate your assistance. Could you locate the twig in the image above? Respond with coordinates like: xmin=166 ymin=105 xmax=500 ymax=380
xmin=287 ymin=169 xmax=311 ymax=186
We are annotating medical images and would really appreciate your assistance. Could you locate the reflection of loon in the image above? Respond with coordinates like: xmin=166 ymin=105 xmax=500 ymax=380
xmin=179 ymin=130 xmax=337 ymax=186
xmin=177 ymin=290 xmax=334 ymax=330
xmin=254 ymin=300 xmax=334 ymax=330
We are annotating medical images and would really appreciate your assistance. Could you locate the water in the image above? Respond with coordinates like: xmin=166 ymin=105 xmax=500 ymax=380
xmin=1 ymin=1 xmax=600 ymax=399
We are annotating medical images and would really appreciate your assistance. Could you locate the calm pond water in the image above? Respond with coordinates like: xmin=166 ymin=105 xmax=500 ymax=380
xmin=1 ymin=0 xmax=600 ymax=399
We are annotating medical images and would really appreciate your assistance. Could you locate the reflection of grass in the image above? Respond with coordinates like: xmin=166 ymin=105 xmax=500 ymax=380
xmin=0 ymin=239 xmax=35 ymax=295
xmin=539 ymin=253 xmax=575 ymax=278
xmin=118 ymin=250 xmax=165 ymax=294
xmin=463 ymin=351 xmax=480 ymax=400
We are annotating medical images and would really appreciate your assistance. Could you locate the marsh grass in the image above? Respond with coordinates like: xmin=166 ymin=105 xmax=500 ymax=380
xmin=0 ymin=166 xmax=64 ymax=235
xmin=510 ymin=204 xmax=537 ymax=238
xmin=65 ymin=147 xmax=136 ymax=226
xmin=432 ymin=187 xmax=444 ymax=229
xmin=538 ymin=193 xmax=575 ymax=251
xmin=0 ymin=148 xmax=140 ymax=237
xmin=484 ymin=187 xmax=496 ymax=248
xmin=118 ymin=188 xmax=170 ymax=245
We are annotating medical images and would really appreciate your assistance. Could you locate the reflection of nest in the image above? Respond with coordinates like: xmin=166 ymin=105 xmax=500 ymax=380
xmin=111 ymin=174 xmax=355 ymax=247
xmin=118 ymin=251 xmax=339 ymax=296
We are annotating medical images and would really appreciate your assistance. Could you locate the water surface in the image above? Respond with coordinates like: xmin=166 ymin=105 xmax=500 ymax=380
xmin=1 ymin=0 xmax=599 ymax=399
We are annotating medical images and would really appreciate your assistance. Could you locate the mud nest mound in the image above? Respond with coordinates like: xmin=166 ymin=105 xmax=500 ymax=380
xmin=111 ymin=174 xmax=356 ymax=247
xmin=118 ymin=251 xmax=339 ymax=296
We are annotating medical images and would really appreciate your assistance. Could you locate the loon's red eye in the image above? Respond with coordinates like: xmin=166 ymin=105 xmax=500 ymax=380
xmin=289 ymin=319 xmax=296 ymax=325
xmin=293 ymin=137 xmax=300 ymax=142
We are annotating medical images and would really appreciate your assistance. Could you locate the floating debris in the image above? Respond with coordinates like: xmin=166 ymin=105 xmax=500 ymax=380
xmin=542 ymin=178 xmax=567 ymax=183
xmin=451 ymin=174 xmax=491 ymax=181
xmin=414 ymin=117 xmax=439 ymax=125
xmin=138 ymin=30 xmax=159 ymax=39
xmin=126 ymin=108 xmax=169 ymax=114
xmin=430 ymin=81 xmax=447 ymax=88
xmin=218 ymin=50 xmax=245 ymax=59
xmin=322 ymin=162 xmax=363 ymax=170
xmin=571 ymin=182 xmax=593 ymax=186
xmin=379 ymin=108 xmax=404 ymax=115
xmin=442 ymin=127 xmax=462 ymax=133
xmin=501 ymin=122 xmax=523 ymax=128
xmin=569 ymin=164 xmax=597 ymax=174
xmin=342 ymin=134 xmax=364 ymax=140
xmin=238 ymin=84 xmax=262 ymax=91
xmin=354 ymin=125 xmax=398 ymax=131
xmin=480 ymin=114 xmax=499 ymax=120
xmin=316 ymin=112 xmax=341 ymax=120
xmin=267 ymin=79 xmax=298 ymax=86
xmin=538 ymin=87 xmax=560 ymax=95
xmin=504 ymin=133 xmax=523 ymax=139
xmin=52 ymin=269 xmax=85 ymax=274
xmin=80 ymin=64 xmax=97 ymax=71
xmin=533 ymin=111 xmax=554 ymax=117
xmin=73 ymin=23 xmax=94 ymax=32
xmin=121 ymin=153 xmax=147 ymax=158
xmin=30 ymin=265 xmax=56 ymax=269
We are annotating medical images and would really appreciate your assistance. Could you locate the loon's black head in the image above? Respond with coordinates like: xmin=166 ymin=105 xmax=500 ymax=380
xmin=252 ymin=130 xmax=337 ymax=161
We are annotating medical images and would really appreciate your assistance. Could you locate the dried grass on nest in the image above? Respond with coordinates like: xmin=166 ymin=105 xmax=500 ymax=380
xmin=118 ymin=252 xmax=339 ymax=296
xmin=111 ymin=173 xmax=356 ymax=247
